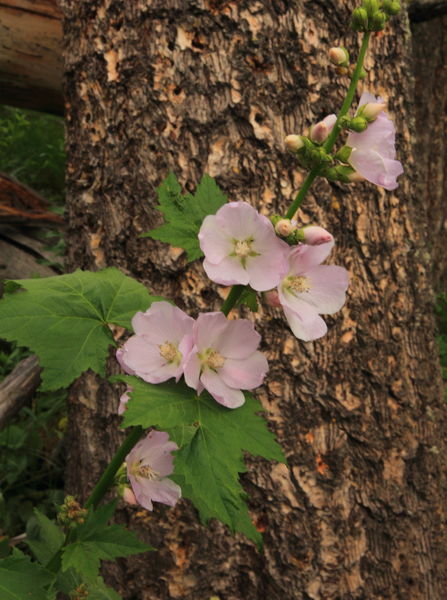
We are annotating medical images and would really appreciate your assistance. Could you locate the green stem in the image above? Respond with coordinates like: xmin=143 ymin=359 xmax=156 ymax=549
xmin=221 ymin=284 xmax=245 ymax=316
xmin=285 ymin=32 xmax=371 ymax=220
xmin=85 ymin=426 xmax=144 ymax=509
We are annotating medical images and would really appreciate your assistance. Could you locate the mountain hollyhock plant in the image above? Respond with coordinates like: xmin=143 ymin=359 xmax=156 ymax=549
xmin=126 ymin=430 xmax=181 ymax=511
xmin=116 ymin=301 xmax=194 ymax=384
xmin=198 ymin=201 xmax=289 ymax=291
xmin=184 ymin=312 xmax=268 ymax=408
xmin=347 ymin=91 xmax=403 ymax=190
xmin=118 ymin=387 xmax=131 ymax=415
xmin=277 ymin=241 xmax=349 ymax=341
xmin=310 ymin=114 xmax=337 ymax=144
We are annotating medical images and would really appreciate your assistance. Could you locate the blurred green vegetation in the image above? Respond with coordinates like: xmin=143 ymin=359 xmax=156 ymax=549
xmin=0 ymin=106 xmax=67 ymax=539
xmin=0 ymin=106 xmax=65 ymax=207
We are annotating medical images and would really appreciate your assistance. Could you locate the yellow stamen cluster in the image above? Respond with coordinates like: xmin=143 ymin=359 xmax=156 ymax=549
xmin=288 ymin=275 xmax=311 ymax=293
xmin=159 ymin=341 xmax=181 ymax=364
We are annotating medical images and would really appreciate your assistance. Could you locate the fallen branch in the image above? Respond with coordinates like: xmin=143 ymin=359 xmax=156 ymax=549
xmin=0 ymin=355 xmax=41 ymax=430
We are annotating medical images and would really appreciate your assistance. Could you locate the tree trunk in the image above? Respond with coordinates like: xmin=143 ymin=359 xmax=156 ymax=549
xmin=61 ymin=1 xmax=447 ymax=599
xmin=0 ymin=0 xmax=63 ymax=114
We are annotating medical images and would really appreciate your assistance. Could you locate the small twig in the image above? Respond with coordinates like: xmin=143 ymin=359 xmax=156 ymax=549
xmin=0 ymin=355 xmax=41 ymax=430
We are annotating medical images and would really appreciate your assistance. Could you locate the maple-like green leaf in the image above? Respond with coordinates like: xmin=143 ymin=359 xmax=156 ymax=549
xmin=61 ymin=502 xmax=152 ymax=582
xmin=0 ymin=549 xmax=54 ymax=600
xmin=26 ymin=509 xmax=65 ymax=567
xmin=236 ymin=288 xmax=259 ymax=312
xmin=0 ymin=268 xmax=162 ymax=390
xmin=144 ymin=172 xmax=227 ymax=261
xmin=118 ymin=376 xmax=285 ymax=545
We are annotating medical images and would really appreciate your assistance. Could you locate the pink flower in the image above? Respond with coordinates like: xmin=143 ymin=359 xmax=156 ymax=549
xmin=198 ymin=202 xmax=289 ymax=291
xmin=278 ymin=241 xmax=349 ymax=341
xmin=126 ymin=430 xmax=181 ymax=511
xmin=116 ymin=301 xmax=194 ymax=384
xmin=347 ymin=91 xmax=403 ymax=190
xmin=183 ymin=312 xmax=268 ymax=409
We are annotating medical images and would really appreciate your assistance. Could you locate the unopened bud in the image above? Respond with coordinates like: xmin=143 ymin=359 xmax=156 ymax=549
xmin=264 ymin=290 xmax=281 ymax=308
xmin=359 ymin=67 xmax=367 ymax=80
xmin=358 ymin=102 xmax=386 ymax=122
xmin=301 ymin=226 xmax=334 ymax=246
xmin=370 ymin=10 xmax=387 ymax=31
xmin=275 ymin=218 xmax=295 ymax=238
xmin=382 ymin=0 xmax=401 ymax=15
xmin=351 ymin=7 xmax=369 ymax=31
xmin=285 ymin=134 xmax=304 ymax=152
xmin=362 ymin=0 xmax=380 ymax=16
xmin=334 ymin=145 xmax=352 ymax=163
xmin=123 ymin=487 xmax=138 ymax=505
xmin=329 ymin=47 xmax=349 ymax=66
xmin=349 ymin=116 xmax=368 ymax=133
xmin=310 ymin=121 xmax=329 ymax=144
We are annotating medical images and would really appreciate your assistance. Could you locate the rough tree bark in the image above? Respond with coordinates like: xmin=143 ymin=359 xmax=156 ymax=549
xmin=61 ymin=1 xmax=447 ymax=599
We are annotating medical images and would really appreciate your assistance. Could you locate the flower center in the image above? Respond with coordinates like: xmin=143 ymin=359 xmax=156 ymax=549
xmin=201 ymin=348 xmax=226 ymax=371
xmin=234 ymin=240 xmax=252 ymax=258
xmin=131 ymin=461 xmax=160 ymax=481
xmin=288 ymin=275 xmax=311 ymax=293
xmin=159 ymin=341 xmax=181 ymax=365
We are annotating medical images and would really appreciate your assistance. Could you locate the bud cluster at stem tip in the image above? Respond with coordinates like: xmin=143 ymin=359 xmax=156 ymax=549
xmin=351 ymin=0 xmax=400 ymax=33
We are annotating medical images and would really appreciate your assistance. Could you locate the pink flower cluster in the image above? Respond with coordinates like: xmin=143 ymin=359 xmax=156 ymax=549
xmin=117 ymin=301 xmax=268 ymax=410
xmin=199 ymin=202 xmax=349 ymax=342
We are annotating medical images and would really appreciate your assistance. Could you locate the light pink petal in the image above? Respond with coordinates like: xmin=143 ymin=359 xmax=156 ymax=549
xmin=194 ymin=312 xmax=229 ymax=351
xmin=142 ymin=478 xmax=181 ymax=507
xmin=201 ymin=370 xmax=245 ymax=408
xmin=213 ymin=318 xmax=261 ymax=359
xmin=302 ymin=226 xmax=334 ymax=246
xmin=131 ymin=302 xmax=194 ymax=344
xmin=220 ymin=352 xmax=268 ymax=389
xmin=203 ymin=256 xmax=250 ymax=287
xmin=356 ymin=91 xmax=378 ymax=110
xmin=287 ymin=241 xmax=335 ymax=273
xmin=349 ymin=149 xmax=403 ymax=190
xmin=348 ymin=115 xmax=396 ymax=158
xmin=119 ymin=336 xmax=165 ymax=374
xmin=214 ymin=201 xmax=260 ymax=239
xmin=247 ymin=249 xmax=288 ymax=291
xmin=123 ymin=487 xmax=138 ymax=505
xmin=116 ymin=348 xmax=135 ymax=376
xmin=303 ymin=265 xmax=349 ymax=314
xmin=183 ymin=349 xmax=202 ymax=391
xmin=128 ymin=475 xmax=153 ymax=511
xmin=198 ymin=214 xmax=234 ymax=263
xmin=283 ymin=305 xmax=328 ymax=341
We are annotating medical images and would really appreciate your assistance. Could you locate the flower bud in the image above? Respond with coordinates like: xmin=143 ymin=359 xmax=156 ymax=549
xmin=362 ymin=0 xmax=380 ymax=17
xmin=301 ymin=225 xmax=334 ymax=246
xmin=382 ymin=0 xmax=401 ymax=15
xmin=264 ymin=290 xmax=281 ymax=308
xmin=351 ymin=7 xmax=369 ymax=31
xmin=310 ymin=121 xmax=329 ymax=144
xmin=329 ymin=47 xmax=349 ymax=66
xmin=358 ymin=102 xmax=386 ymax=122
xmin=275 ymin=218 xmax=295 ymax=238
xmin=370 ymin=10 xmax=387 ymax=31
xmin=348 ymin=116 xmax=368 ymax=133
xmin=285 ymin=134 xmax=304 ymax=152
xmin=334 ymin=145 xmax=352 ymax=163
xmin=123 ymin=487 xmax=138 ymax=505
xmin=359 ymin=67 xmax=367 ymax=80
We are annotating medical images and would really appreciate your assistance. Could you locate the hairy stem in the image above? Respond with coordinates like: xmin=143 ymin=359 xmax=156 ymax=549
xmin=285 ymin=32 xmax=371 ymax=219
